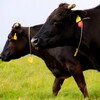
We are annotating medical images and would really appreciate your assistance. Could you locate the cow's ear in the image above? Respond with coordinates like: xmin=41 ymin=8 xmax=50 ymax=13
xmin=74 ymin=10 xmax=87 ymax=18
xmin=71 ymin=10 xmax=87 ymax=24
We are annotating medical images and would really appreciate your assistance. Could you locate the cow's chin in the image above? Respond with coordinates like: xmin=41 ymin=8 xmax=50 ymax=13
xmin=34 ymin=47 xmax=39 ymax=50
xmin=1 ymin=57 xmax=11 ymax=62
xmin=1 ymin=53 xmax=21 ymax=62
xmin=37 ymin=42 xmax=56 ymax=49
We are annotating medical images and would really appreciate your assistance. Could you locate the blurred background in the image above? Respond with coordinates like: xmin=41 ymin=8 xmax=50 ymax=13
xmin=0 ymin=0 xmax=100 ymax=51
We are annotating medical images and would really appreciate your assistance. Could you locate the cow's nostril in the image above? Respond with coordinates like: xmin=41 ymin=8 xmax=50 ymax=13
xmin=31 ymin=38 xmax=39 ymax=46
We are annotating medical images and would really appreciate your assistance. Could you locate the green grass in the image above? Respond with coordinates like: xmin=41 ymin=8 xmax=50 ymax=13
xmin=0 ymin=55 xmax=100 ymax=100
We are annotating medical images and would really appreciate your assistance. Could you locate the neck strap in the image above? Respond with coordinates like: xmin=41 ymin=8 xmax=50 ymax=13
xmin=28 ymin=27 xmax=32 ymax=54
xmin=74 ymin=17 xmax=91 ymax=57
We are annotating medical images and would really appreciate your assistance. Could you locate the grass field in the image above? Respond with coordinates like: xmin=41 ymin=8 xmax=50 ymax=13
xmin=0 ymin=55 xmax=100 ymax=100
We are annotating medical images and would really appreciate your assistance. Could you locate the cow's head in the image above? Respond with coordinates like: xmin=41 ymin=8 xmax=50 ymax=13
xmin=1 ymin=23 xmax=29 ymax=61
xmin=31 ymin=3 xmax=86 ymax=49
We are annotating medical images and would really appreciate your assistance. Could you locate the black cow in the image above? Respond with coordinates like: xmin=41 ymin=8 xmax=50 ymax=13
xmin=31 ymin=3 xmax=100 ymax=71
xmin=0 ymin=23 xmax=96 ymax=99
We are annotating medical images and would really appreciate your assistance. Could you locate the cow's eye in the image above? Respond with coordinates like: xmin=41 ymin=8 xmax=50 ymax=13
xmin=8 ymin=34 xmax=12 ymax=39
xmin=53 ymin=20 xmax=62 ymax=25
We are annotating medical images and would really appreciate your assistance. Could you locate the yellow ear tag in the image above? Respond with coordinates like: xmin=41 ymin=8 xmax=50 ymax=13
xmin=76 ymin=15 xmax=81 ymax=23
xmin=28 ymin=55 xmax=33 ymax=63
xmin=12 ymin=33 xmax=17 ymax=40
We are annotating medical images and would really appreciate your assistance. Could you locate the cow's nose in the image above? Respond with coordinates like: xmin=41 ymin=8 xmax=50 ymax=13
xmin=31 ymin=38 xmax=39 ymax=47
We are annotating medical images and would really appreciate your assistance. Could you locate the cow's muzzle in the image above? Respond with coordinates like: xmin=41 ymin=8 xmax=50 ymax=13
xmin=31 ymin=38 xmax=39 ymax=47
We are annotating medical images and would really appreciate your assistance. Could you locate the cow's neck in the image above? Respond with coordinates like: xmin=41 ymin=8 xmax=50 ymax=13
xmin=68 ymin=18 xmax=90 ymax=57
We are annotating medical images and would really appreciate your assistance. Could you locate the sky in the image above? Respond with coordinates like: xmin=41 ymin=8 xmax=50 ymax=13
xmin=0 ymin=0 xmax=100 ymax=51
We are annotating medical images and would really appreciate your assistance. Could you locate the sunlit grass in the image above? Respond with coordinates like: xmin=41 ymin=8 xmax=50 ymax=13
xmin=0 ymin=55 xmax=100 ymax=100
